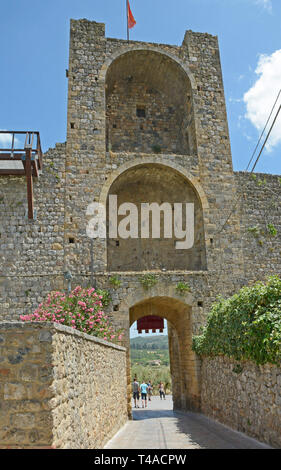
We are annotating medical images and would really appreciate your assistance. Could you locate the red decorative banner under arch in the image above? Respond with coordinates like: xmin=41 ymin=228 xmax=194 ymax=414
xmin=137 ymin=316 xmax=164 ymax=334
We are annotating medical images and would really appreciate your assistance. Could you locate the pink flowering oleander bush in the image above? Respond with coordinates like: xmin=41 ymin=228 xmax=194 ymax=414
xmin=20 ymin=286 xmax=124 ymax=343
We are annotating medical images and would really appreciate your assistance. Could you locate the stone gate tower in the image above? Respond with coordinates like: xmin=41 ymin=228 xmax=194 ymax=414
xmin=64 ymin=19 xmax=244 ymax=412
xmin=1 ymin=19 xmax=280 ymax=416
xmin=65 ymin=20 xmax=242 ymax=278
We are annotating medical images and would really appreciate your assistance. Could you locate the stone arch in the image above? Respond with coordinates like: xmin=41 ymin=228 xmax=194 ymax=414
xmin=118 ymin=284 xmax=201 ymax=413
xmin=99 ymin=157 xmax=209 ymax=210
xmin=102 ymin=47 xmax=198 ymax=155
xmin=101 ymin=159 xmax=208 ymax=272
xmin=118 ymin=281 xmax=194 ymax=311
xmin=99 ymin=45 xmax=197 ymax=90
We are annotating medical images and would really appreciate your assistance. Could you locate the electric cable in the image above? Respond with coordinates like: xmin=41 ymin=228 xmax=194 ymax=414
xmin=246 ymin=88 xmax=281 ymax=171
xmin=214 ymin=89 xmax=281 ymax=236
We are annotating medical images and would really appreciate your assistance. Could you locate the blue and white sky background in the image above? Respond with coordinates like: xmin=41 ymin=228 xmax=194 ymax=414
xmin=1 ymin=1 xmax=280 ymax=338
xmin=1 ymin=0 xmax=281 ymax=174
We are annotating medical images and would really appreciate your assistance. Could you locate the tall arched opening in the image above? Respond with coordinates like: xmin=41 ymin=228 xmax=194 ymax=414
xmin=106 ymin=163 xmax=207 ymax=272
xmin=105 ymin=49 xmax=197 ymax=155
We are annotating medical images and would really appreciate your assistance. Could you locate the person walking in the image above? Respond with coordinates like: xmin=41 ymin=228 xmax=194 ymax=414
xmin=132 ymin=377 xmax=140 ymax=408
xmin=140 ymin=380 xmax=149 ymax=408
xmin=159 ymin=381 xmax=165 ymax=400
xmin=147 ymin=381 xmax=153 ymax=401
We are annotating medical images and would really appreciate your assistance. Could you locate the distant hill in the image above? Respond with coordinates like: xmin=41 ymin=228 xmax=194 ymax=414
xmin=130 ymin=335 xmax=171 ymax=387
xmin=130 ymin=335 xmax=168 ymax=350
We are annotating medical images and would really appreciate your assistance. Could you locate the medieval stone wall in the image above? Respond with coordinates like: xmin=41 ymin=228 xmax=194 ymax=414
xmin=0 ymin=322 xmax=127 ymax=449
xmin=201 ymin=356 xmax=281 ymax=448
xmin=235 ymin=171 xmax=281 ymax=282
xmin=0 ymin=144 xmax=66 ymax=320
xmin=0 ymin=19 xmax=281 ymax=425
xmin=0 ymin=20 xmax=280 ymax=357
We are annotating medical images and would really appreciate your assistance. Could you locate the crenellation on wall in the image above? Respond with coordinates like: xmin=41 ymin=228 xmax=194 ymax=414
xmin=106 ymin=37 xmax=181 ymax=55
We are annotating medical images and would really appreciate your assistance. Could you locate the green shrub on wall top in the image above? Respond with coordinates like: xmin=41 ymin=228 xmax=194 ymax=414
xmin=192 ymin=276 xmax=281 ymax=365
xmin=176 ymin=282 xmax=191 ymax=295
xmin=20 ymin=286 xmax=124 ymax=343
xmin=139 ymin=273 xmax=158 ymax=290
xmin=109 ymin=275 xmax=122 ymax=288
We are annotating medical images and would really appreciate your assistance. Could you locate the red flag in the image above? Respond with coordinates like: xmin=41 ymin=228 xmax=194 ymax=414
xmin=127 ymin=0 xmax=136 ymax=29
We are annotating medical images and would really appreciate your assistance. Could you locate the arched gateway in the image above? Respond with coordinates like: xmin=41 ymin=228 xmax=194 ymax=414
xmin=117 ymin=283 xmax=201 ymax=416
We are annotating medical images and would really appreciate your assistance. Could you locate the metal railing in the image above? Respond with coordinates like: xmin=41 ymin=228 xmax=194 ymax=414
xmin=0 ymin=131 xmax=43 ymax=219
xmin=0 ymin=130 xmax=43 ymax=172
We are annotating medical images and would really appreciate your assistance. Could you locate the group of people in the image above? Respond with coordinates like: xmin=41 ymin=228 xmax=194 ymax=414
xmin=132 ymin=377 xmax=166 ymax=408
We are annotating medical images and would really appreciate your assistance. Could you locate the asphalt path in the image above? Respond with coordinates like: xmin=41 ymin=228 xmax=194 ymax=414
xmin=104 ymin=395 xmax=271 ymax=449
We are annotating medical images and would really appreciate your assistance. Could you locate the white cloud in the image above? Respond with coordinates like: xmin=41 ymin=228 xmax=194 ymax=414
xmin=243 ymin=50 xmax=281 ymax=152
xmin=254 ymin=0 xmax=272 ymax=12
xmin=0 ymin=132 xmax=13 ymax=147
xmin=0 ymin=131 xmax=20 ymax=148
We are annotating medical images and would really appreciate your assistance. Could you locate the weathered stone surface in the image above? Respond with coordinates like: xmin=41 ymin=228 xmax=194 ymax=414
xmin=0 ymin=18 xmax=280 ymax=446
xmin=0 ymin=323 xmax=127 ymax=449
xmin=201 ymin=356 xmax=281 ymax=449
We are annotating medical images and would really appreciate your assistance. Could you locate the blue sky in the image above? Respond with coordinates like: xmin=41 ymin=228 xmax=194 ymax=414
xmin=1 ymin=0 xmax=281 ymax=175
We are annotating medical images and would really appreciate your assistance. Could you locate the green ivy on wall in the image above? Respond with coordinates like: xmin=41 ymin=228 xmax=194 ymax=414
xmin=192 ymin=276 xmax=281 ymax=365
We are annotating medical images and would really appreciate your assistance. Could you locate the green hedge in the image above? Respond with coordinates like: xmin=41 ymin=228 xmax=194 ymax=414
xmin=192 ymin=276 xmax=281 ymax=365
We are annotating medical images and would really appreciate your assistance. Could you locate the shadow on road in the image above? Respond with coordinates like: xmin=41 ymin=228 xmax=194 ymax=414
xmin=131 ymin=396 xmax=270 ymax=449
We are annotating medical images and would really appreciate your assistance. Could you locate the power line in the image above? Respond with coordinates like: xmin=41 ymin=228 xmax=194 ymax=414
xmin=245 ymin=88 xmax=281 ymax=171
xmin=251 ymin=104 xmax=281 ymax=172
xmin=214 ymin=89 xmax=281 ymax=236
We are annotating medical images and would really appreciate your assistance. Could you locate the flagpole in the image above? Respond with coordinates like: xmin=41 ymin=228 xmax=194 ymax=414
xmin=126 ymin=0 xmax=129 ymax=42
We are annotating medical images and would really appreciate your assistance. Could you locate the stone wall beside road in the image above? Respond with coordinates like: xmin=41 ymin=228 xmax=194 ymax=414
xmin=201 ymin=356 xmax=281 ymax=448
xmin=0 ymin=322 xmax=127 ymax=449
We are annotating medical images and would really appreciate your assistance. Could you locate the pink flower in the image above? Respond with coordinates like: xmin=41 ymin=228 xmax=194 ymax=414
xmin=73 ymin=286 xmax=82 ymax=295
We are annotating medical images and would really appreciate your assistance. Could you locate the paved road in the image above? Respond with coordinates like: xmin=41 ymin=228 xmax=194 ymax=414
xmin=105 ymin=396 xmax=270 ymax=449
